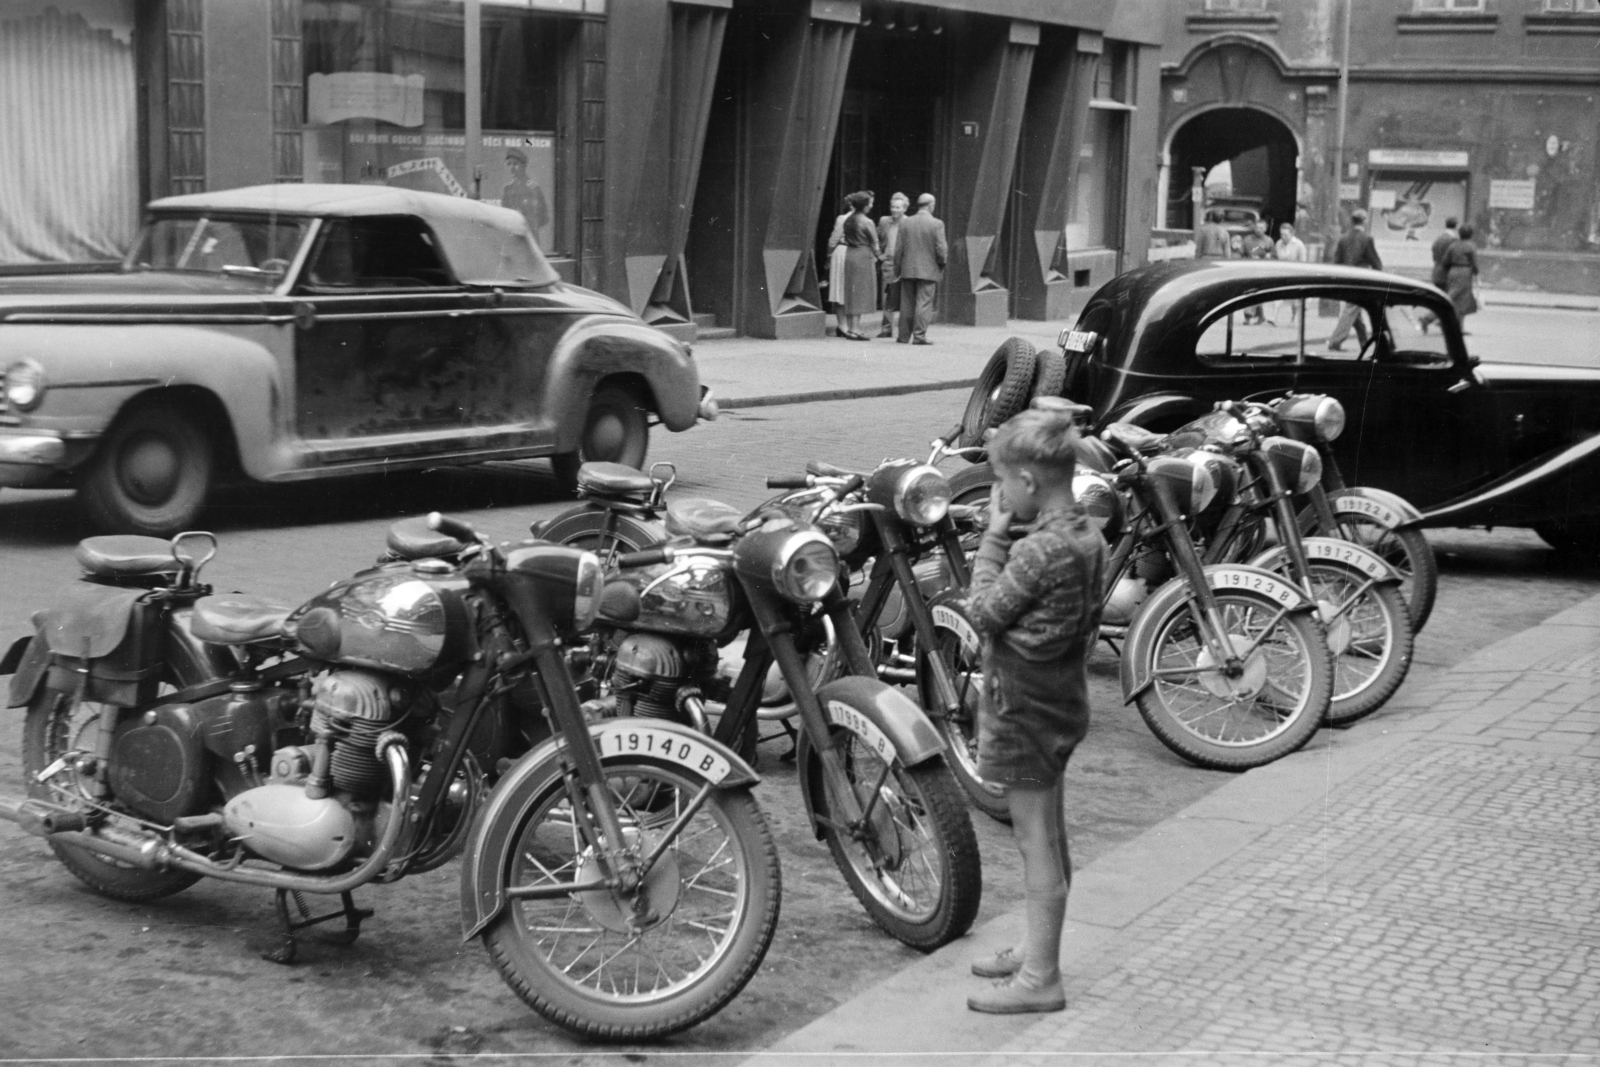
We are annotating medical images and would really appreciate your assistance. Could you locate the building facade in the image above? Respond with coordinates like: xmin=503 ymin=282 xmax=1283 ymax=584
xmin=0 ymin=0 xmax=1163 ymax=334
xmin=1154 ymin=0 xmax=1600 ymax=291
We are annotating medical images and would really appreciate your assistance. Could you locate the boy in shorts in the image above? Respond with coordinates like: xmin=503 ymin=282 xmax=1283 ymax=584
xmin=963 ymin=407 xmax=1106 ymax=1014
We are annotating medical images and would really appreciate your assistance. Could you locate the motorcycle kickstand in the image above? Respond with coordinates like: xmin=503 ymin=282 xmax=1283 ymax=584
xmin=260 ymin=889 xmax=375 ymax=965
xmin=778 ymin=720 xmax=799 ymax=762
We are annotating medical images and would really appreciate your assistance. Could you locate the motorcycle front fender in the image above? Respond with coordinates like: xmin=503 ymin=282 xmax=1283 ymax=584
xmin=794 ymin=675 xmax=947 ymax=839
xmin=5 ymin=635 xmax=47 ymax=708
xmin=1329 ymin=487 xmax=1424 ymax=531
xmin=459 ymin=717 xmax=758 ymax=942
xmin=1120 ymin=564 xmax=1316 ymax=703
xmin=1247 ymin=537 xmax=1402 ymax=584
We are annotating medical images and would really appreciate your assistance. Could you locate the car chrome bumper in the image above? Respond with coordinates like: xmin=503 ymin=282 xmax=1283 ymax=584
xmin=0 ymin=433 xmax=66 ymax=487
xmin=697 ymin=387 xmax=719 ymax=422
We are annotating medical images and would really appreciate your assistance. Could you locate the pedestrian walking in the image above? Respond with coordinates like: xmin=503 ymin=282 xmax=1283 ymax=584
xmin=1420 ymin=216 xmax=1459 ymax=334
xmin=876 ymin=192 xmax=909 ymax=338
xmin=1441 ymin=223 xmax=1480 ymax=332
xmin=1194 ymin=208 xmax=1232 ymax=259
xmin=893 ymin=193 xmax=947 ymax=345
xmin=1239 ymin=218 xmax=1275 ymax=322
xmin=1327 ymin=209 xmax=1383 ymax=352
xmin=828 ymin=190 xmax=881 ymax=341
xmin=962 ymin=407 xmax=1106 ymax=1015
xmin=1273 ymin=222 xmax=1307 ymax=324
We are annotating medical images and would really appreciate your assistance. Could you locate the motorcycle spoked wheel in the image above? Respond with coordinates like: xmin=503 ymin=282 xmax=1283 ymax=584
xmin=1276 ymin=561 xmax=1413 ymax=727
xmin=481 ymin=761 xmax=780 ymax=1040
xmin=22 ymin=688 xmax=202 ymax=901
xmin=915 ymin=610 xmax=1010 ymax=823
xmin=803 ymin=694 xmax=981 ymax=951
xmin=1132 ymin=589 xmax=1332 ymax=770
xmin=1333 ymin=514 xmax=1437 ymax=631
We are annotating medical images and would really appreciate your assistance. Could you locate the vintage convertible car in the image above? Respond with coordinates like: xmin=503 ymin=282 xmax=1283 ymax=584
xmin=1052 ymin=259 xmax=1600 ymax=550
xmin=0 ymin=185 xmax=713 ymax=535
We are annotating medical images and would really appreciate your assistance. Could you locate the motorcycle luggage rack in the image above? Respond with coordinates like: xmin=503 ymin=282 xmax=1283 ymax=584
xmin=259 ymin=888 xmax=374 ymax=965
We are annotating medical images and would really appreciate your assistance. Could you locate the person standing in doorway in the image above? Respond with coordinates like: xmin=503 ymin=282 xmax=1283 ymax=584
xmin=877 ymin=192 xmax=910 ymax=338
xmin=828 ymin=190 xmax=881 ymax=341
xmin=1441 ymin=223 xmax=1481 ymax=334
xmin=1420 ymin=216 xmax=1459 ymax=334
xmin=1194 ymin=209 xmax=1232 ymax=259
xmin=502 ymin=148 xmax=550 ymax=247
xmin=1327 ymin=209 xmax=1383 ymax=352
xmin=894 ymin=193 xmax=948 ymax=345
xmin=1239 ymin=218 xmax=1275 ymax=322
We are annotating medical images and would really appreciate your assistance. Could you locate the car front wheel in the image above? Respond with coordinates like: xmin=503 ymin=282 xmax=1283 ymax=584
xmin=551 ymin=384 xmax=650 ymax=493
xmin=79 ymin=400 xmax=214 ymax=536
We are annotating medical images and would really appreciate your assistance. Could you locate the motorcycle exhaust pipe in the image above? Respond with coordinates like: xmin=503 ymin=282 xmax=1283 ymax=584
xmin=49 ymin=825 xmax=167 ymax=869
xmin=876 ymin=664 xmax=917 ymax=683
xmin=1 ymin=796 xmax=90 ymax=836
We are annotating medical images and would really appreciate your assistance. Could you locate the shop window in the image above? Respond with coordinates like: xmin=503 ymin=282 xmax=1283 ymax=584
xmin=302 ymin=1 xmax=573 ymax=255
xmin=303 ymin=216 xmax=455 ymax=289
xmin=1196 ymin=302 xmax=1304 ymax=365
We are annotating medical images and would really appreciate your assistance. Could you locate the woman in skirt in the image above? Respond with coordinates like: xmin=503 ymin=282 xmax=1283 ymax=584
xmin=829 ymin=190 xmax=881 ymax=340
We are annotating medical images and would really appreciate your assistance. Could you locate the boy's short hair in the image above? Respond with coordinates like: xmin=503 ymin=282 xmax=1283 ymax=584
xmin=990 ymin=408 xmax=1079 ymax=480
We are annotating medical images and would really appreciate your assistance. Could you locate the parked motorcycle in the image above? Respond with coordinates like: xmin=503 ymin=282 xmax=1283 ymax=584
xmin=940 ymin=419 xmax=1334 ymax=771
xmin=1268 ymin=393 xmax=1439 ymax=629
xmin=0 ymin=523 xmax=780 ymax=1040
xmin=579 ymin=490 xmax=982 ymax=950
xmin=1163 ymin=400 xmax=1414 ymax=726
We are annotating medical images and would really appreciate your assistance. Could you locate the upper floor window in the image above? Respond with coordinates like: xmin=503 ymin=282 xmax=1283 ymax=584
xmin=1542 ymin=0 xmax=1600 ymax=11
xmin=1203 ymin=0 xmax=1269 ymax=10
xmin=1413 ymin=0 xmax=1486 ymax=10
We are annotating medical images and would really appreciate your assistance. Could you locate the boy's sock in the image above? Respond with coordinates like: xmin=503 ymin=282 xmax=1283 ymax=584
xmin=1018 ymin=884 xmax=1067 ymax=989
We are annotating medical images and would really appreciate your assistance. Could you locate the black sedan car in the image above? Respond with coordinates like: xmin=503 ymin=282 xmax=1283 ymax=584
xmin=1050 ymin=259 xmax=1600 ymax=550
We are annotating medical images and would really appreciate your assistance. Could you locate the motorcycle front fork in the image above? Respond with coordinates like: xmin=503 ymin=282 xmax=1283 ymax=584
xmin=850 ymin=518 xmax=963 ymax=716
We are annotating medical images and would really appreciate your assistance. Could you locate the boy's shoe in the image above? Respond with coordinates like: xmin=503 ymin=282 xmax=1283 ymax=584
xmin=971 ymin=947 xmax=1022 ymax=978
xmin=967 ymin=975 xmax=1066 ymax=1014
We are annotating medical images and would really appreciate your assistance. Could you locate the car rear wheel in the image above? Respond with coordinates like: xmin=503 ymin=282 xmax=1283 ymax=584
xmin=552 ymin=384 xmax=651 ymax=494
xmin=79 ymin=400 xmax=214 ymax=536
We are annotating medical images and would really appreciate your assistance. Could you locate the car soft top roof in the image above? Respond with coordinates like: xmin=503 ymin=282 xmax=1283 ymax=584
xmin=146 ymin=184 xmax=559 ymax=287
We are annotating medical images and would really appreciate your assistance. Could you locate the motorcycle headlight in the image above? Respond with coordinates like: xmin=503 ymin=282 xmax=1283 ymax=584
xmin=1312 ymin=396 xmax=1346 ymax=442
xmin=893 ymin=464 xmax=951 ymax=526
xmin=1273 ymin=393 xmax=1345 ymax=443
xmin=1146 ymin=454 xmax=1216 ymax=517
xmin=1186 ymin=454 xmax=1219 ymax=514
xmin=572 ymin=550 xmax=603 ymax=631
xmin=775 ymin=531 xmax=840 ymax=603
xmin=1072 ymin=470 xmax=1123 ymax=542
xmin=1261 ymin=436 xmax=1324 ymax=495
xmin=817 ymin=507 xmax=863 ymax=556
xmin=4 ymin=360 xmax=45 ymax=412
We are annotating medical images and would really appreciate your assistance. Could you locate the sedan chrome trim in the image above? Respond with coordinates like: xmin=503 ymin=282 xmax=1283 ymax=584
xmin=0 ymin=434 xmax=66 ymax=465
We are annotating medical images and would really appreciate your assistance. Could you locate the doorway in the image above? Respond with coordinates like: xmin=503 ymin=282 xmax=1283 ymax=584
xmin=1166 ymin=106 xmax=1298 ymax=236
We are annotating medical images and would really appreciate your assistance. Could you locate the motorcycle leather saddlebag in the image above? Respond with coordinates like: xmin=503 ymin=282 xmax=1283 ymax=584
xmin=42 ymin=583 xmax=166 ymax=706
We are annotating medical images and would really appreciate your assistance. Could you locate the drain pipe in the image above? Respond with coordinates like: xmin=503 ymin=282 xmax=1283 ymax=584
xmin=1329 ymin=0 xmax=1353 ymax=247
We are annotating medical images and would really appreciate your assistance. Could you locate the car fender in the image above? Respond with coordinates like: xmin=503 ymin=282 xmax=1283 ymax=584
xmin=793 ymin=675 xmax=947 ymax=839
xmin=1414 ymin=433 xmax=1600 ymax=530
xmin=459 ymin=717 xmax=757 ymax=942
xmin=1100 ymin=392 xmax=1210 ymax=434
xmin=1121 ymin=564 xmax=1316 ymax=703
xmin=0 ymin=322 xmax=290 ymax=480
xmin=543 ymin=319 xmax=702 ymax=450
xmin=1246 ymin=537 xmax=1401 ymax=584
xmin=1328 ymin=487 xmax=1424 ymax=530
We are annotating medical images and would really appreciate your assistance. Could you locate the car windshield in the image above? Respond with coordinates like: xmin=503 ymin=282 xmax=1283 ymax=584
xmin=127 ymin=214 xmax=310 ymax=283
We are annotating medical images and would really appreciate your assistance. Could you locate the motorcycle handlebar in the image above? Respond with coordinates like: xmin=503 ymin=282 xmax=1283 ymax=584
xmin=766 ymin=475 xmax=811 ymax=489
xmin=615 ymin=546 xmax=670 ymax=569
xmin=805 ymin=460 xmax=860 ymax=479
xmin=428 ymin=512 xmax=480 ymax=544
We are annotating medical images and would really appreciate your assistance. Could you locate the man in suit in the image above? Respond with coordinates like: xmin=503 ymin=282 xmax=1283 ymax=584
xmin=1327 ymin=209 xmax=1383 ymax=352
xmin=1420 ymin=216 xmax=1459 ymax=333
xmin=893 ymin=193 xmax=948 ymax=345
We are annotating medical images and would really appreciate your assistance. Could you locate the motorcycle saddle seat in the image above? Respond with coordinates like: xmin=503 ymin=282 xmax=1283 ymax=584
xmin=578 ymin=462 xmax=655 ymax=501
xmin=75 ymin=535 xmax=183 ymax=579
xmin=192 ymin=594 xmax=292 ymax=645
xmin=1102 ymin=422 xmax=1167 ymax=458
xmin=665 ymin=497 xmax=744 ymax=545
xmin=386 ymin=517 xmax=467 ymax=561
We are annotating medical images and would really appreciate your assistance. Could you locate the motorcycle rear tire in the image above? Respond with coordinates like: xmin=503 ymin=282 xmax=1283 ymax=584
xmin=23 ymin=688 xmax=201 ymax=901
xmin=482 ymin=763 xmax=780 ymax=1040
xmin=1131 ymin=589 xmax=1332 ymax=771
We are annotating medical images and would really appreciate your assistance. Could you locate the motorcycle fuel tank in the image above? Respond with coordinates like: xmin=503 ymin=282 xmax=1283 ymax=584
xmin=288 ymin=571 xmax=469 ymax=677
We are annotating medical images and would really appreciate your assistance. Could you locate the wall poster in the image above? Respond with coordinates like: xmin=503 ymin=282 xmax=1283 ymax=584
xmin=1368 ymin=173 xmax=1467 ymax=270
xmin=303 ymin=129 xmax=557 ymax=251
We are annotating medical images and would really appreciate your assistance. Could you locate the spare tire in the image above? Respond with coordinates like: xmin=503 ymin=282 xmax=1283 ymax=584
xmin=1030 ymin=348 xmax=1067 ymax=402
xmin=958 ymin=338 xmax=1037 ymax=453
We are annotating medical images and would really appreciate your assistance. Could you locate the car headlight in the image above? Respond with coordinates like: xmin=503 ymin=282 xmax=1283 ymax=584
xmin=4 ymin=360 xmax=45 ymax=412
xmin=775 ymin=531 xmax=840 ymax=603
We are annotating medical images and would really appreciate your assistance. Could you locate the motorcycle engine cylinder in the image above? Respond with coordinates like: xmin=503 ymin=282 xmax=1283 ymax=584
xmin=610 ymin=634 xmax=690 ymax=722
xmin=310 ymin=670 xmax=397 ymax=795
xmin=1102 ymin=575 xmax=1151 ymax=627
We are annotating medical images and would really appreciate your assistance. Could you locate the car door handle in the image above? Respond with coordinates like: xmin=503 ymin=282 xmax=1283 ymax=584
xmin=1447 ymin=378 xmax=1471 ymax=394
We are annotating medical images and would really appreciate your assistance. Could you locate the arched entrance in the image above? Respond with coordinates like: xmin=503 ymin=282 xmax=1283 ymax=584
xmin=1165 ymin=106 xmax=1299 ymax=236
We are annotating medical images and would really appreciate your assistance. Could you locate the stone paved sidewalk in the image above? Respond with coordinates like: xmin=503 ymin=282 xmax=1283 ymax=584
xmin=747 ymin=596 xmax=1600 ymax=1066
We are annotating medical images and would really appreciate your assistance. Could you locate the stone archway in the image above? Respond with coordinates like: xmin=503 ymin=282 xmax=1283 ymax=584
xmin=1166 ymin=105 xmax=1300 ymax=234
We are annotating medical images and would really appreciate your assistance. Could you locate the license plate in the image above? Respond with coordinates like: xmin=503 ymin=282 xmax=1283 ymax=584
xmin=594 ymin=723 xmax=731 ymax=783
xmin=1304 ymin=538 xmax=1390 ymax=579
xmin=1334 ymin=495 xmax=1405 ymax=528
xmin=1209 ymin=569 xmax=1301 ymax=606
xmin=826 ymin=701 xmax=897 ymax=764
xmin=1059 ymin=329 xmax=1096 ymax=353
xmin=932 ymin=603 xmax=981 ymax=657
